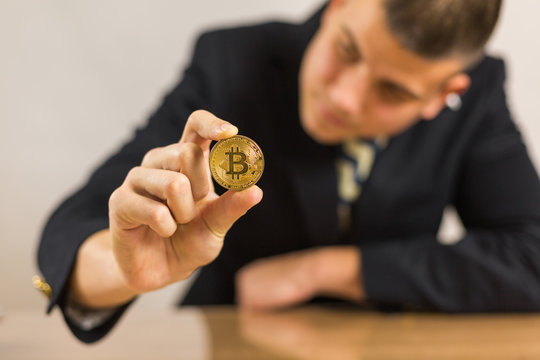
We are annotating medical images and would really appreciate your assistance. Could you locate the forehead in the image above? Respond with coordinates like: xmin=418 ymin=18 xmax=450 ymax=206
xmin=326 ymin=0 xmax=462 ymax=93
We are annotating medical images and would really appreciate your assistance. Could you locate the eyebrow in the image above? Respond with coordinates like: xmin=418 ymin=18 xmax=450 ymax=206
xmin=340 ymin=25 xmax=361 ymax=58
xmin=340 ymin=25 xmax=422 ymax=101
xmin=379 ymin=79 xmax=421 ymax=100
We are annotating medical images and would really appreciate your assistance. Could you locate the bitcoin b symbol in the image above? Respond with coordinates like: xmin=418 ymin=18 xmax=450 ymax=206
xmin=225 ymin=146 xmax=248 ymax=179
xmin=209 ymin=135 xmax=264 ymax=190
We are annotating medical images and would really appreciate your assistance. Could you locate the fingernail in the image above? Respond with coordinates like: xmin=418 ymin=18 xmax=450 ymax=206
xmin=220 ymin=123 xmax=231 ymax=132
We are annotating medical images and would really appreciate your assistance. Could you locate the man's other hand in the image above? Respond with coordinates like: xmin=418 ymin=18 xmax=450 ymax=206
xmin=235 ymin=246 xmax=365 ymax=310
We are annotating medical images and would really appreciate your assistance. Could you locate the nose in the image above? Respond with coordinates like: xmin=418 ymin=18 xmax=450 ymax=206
xmin=327 ymin=65 xmax=368 ymax=116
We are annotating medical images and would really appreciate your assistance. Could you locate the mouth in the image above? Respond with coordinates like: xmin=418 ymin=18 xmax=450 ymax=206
xmin=317 ymin=101 xmax=348 ymax=129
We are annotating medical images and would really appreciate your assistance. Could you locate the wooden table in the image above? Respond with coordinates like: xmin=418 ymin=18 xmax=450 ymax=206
xmin=2 ymin=306 xmax=540 ymax=359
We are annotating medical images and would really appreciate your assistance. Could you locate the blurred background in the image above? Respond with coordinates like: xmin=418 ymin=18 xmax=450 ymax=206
xmin=0 ymin=0 xmax=538 ymax=314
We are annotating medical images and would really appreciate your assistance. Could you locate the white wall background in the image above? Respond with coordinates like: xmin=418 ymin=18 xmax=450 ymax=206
xmin=0 ymin=0 xmax=538 ymax=314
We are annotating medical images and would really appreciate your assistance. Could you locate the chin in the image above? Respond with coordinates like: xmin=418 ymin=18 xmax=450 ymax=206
xmin=300 ymin=117 xmax=344 ymax=145
xmin=311 ymin=132 xmax=344 ymax=145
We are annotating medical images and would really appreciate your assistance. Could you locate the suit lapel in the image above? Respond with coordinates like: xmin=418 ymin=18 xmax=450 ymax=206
xmin=270 ymin=3 xmax=340 ymax=246
xmin=286 ymin=126 xmax=340 ymax=245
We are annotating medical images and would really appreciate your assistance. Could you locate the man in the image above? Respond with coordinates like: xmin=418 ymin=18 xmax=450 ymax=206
xmin=38 ymin=0 xmax=540 ymax=343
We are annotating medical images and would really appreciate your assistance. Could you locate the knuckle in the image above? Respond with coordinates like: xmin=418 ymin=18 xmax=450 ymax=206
xmin=165 ymin=173 xmax=190 ymax=196
xmin=148 ymin=205 xmax=170 ymax=226
xmin=108 ymin=188 xmax=122 ymax=210
xmin=109 ymin=185 xmax=131 ymax=209
xmin=189 ymin=109 xmax=206 ymax=121
xmin=141 ymin=147 xmax=162 ymax=167
xmin=126 ymin=166 xmax=141 ymax=181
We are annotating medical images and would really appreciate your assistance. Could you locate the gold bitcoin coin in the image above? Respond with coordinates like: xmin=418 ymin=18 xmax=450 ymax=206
xmin=209 ymin=135 xmax=264 ymax=190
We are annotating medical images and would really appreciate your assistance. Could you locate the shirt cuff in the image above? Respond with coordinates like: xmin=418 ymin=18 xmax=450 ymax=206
xmin=64 ymin=292 xmax=119 ymax=331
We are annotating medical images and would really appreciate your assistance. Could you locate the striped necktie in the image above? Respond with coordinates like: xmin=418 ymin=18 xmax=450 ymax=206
xmin=336 ymin=138 xmax=386 ymax=232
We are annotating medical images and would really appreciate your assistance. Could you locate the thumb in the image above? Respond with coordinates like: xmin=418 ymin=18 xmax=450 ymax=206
xmin=201 ymin=186 xmax=263 ymax=238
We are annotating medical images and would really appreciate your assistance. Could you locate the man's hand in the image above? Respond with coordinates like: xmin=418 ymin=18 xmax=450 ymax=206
xmin=235 ymin=247 xmax=365 ymax=310
xmin=71 ymin=110 xmax=262 ymax=307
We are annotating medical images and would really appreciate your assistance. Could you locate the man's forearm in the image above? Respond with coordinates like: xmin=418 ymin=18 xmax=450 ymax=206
xmin=311 ymin=246 xmax=365 ymax=302
xmin=69 ymin=229 xmax=137 ymax=308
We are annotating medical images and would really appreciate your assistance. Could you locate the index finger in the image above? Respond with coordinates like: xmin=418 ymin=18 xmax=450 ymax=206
xmin=180 ymin=110 xmax=238 ymax=149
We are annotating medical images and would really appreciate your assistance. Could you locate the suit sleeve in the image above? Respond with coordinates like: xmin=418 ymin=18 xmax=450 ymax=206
xmin=361 ymin=60 xmax=540 ymax=312
xmin=37 ymin=33 xmax=217 ymax=342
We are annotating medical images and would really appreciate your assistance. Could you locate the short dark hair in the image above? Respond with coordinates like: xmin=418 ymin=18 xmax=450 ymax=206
xmin=383 ymin=0 xmax=502 ymax=62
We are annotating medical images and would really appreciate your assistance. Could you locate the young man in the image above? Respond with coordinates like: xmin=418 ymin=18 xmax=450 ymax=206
xmin=38 ymin=0 xmax=540 ymax=343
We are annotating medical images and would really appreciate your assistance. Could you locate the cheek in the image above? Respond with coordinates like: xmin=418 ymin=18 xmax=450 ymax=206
xmin=303 ymin=36 xmax=340 ymax=89
xmin=367 ymin=101 xmax=422 ymax=133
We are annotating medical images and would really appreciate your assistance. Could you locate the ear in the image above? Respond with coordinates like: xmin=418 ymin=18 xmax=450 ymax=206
xmin=420 ymin=73 xmax=470 ymax=120
xmin=322 ymin=0 xmax=347 ymax=24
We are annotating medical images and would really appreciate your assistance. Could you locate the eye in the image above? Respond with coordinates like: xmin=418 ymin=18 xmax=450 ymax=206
xmin=377 ymin=82 xmax=412 ymax=103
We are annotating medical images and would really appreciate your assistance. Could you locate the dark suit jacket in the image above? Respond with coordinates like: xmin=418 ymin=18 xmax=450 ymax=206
xmin=38 ymin=7 xmax=540 ymax=343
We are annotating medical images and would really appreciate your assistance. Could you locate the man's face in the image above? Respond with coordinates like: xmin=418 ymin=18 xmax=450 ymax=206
xmin=299 ymin=0 xmax=467 ymax=144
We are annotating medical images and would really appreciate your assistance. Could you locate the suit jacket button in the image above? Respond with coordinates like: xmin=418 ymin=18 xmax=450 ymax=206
xmin=32 ymin=275 xmax=52 ymax=299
